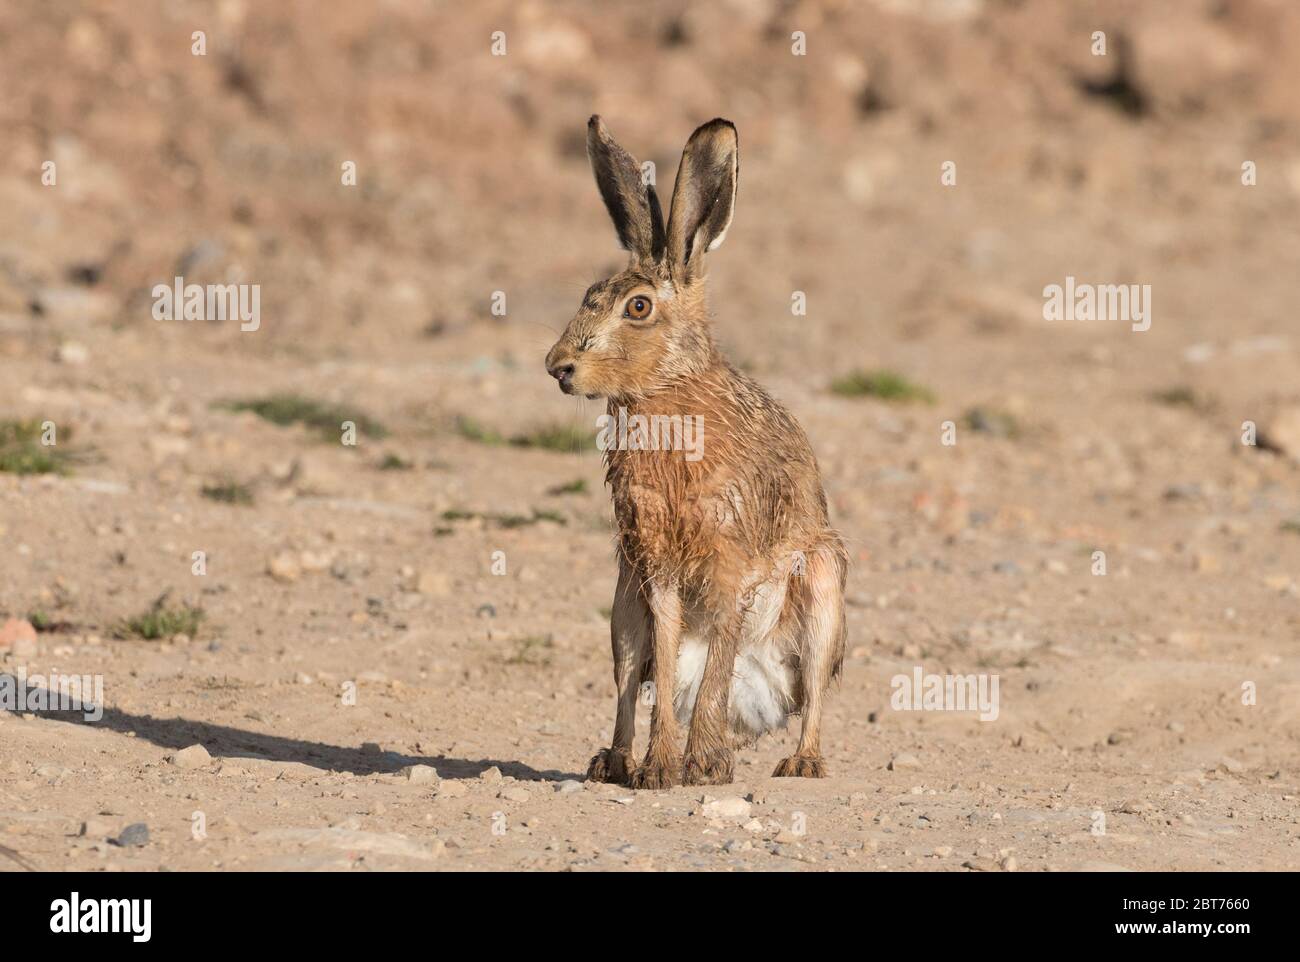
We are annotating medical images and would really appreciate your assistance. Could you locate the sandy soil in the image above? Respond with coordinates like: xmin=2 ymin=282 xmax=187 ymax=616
xmin=2 ymin=0 xmax=1300 ymax=872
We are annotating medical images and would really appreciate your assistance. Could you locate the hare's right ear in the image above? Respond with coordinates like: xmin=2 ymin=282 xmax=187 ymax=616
xmin=587 ymin=116 xmax=666 ymax=263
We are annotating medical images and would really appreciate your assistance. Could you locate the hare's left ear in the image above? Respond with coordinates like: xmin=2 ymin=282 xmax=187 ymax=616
xmin=666 ymin=118 xmax=738 ymax=282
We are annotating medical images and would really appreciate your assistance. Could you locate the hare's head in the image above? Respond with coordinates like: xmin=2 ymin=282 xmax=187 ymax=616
xmin=545 ymin=116 xmax=738 ymax=401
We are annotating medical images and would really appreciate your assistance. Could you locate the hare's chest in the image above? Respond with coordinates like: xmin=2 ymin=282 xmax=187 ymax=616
xmin=610 ymin=466 xmax=738 ymax=580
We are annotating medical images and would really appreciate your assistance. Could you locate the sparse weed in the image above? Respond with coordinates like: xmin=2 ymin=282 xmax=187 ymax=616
xmin=218 ymin=394 xmax=388 ymax=440
xmin=113 ymin=594 xmax=205 ymax=640
xmin=831 ymin=369 xmax=935 ymax=404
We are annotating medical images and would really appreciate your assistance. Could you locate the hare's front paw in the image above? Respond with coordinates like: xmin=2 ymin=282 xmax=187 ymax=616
xmin=586 ymin=747 xmax=634 ymax=785
xmin=630 ymin=754 xmax=682 ymax=790
xmin=772 ymin=754 xmax=826 ymax=778
xmin=683 ymin=748 xmax=734 ymax=786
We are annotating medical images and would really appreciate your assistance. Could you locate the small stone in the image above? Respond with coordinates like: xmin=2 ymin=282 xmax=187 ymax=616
xmin=1001 ymin=856 xmax=1018 ymax=872
xmin=79 ymin=818 xmax=114 ymax=838
xmin=554 ymin=780 xmax=584 ymax=795
xmin=962 ymin=857 xmax=1000 ymax=872
xmin=112 ymin=823 xmax=150 ymax=847
xmin=933 ymin=845 xmax=953 ymax=857
xmin=722 ymin=838 xmax=752 ymax=853
xmin=889 ymin=753 xmax=922 ymax=771
xmin=401 ymin=764 xmax=439 ymax=786
xmin=57 ymin=341 xmax=90 ymax=365
xmin=1220 ymin=756 xmax=1246 ymax=774
xmin=299 ymin=550 xmax=332 ymax=573
xmin=170 ymin=744 xmax=212 ymax=770
xmin=1192 ymin=553 xmax=1220 ymax=573
xmin=436 ymin=781 xmax=468 ymax=799
xmin=267 ymin=552 xmax=301 ymax=583
xmin=743 ymin=818 xmax=764 ymax=833
xmin=1119 ymin=799 xmax=1151 ymax=814
xmin=479 ymin=765 xmax=503 ymax=784
xmin=0 ymin=618 xmax=38 ymax=657
xmin=1259 ymin=406 xmax=1300 ymax=462
xmin=417 ymin=570 xmax=452 ymax=596
xmin=499 ymin=786 xmax=531 ymax=803
xmin=702 ymin=796 xmax=751 ymax=819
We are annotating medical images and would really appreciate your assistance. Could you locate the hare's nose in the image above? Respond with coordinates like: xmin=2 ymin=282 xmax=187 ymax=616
xmin=549 ymin=363 xmax=575 ymax=385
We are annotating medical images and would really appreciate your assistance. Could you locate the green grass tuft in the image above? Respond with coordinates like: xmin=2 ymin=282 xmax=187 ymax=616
xmin=830 ymin=369 xmax=935 ymax=404
xmin=455 ymin=416 xmax=592 ymax=453
xmin=546 ymin=478 xmax=588 ymax=496
xmin=963 ymin=406 xmax=1021 ymax=439
xmin=218 ymin=394 xmax=388 ymax=441
xmin=440 ymin=508 xmax=566 ymax=529
xmin=1150 ymin=386 xmax=1215 ymax=412
xmin=0 ymin=419 xmax=74 ymax=475
xmin=504 ymin=634 xmax=553 ymax=666
xmin=113 ymin=594 xmax=205 ymax=640
xmin=201 ymin=478 xmax=255 ymax=505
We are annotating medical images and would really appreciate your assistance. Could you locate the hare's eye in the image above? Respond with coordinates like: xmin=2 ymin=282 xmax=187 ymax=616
xmin=624 ymin=296 xmax=653 ymax=320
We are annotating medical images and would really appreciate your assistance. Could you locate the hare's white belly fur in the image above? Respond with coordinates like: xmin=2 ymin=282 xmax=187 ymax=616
xmin=672 ymin=573 xmax=800 ymax=740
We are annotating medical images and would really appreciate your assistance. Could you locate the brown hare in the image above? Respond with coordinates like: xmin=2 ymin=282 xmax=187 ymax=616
xmin=545 ymin=116 xmax=847 ymax=788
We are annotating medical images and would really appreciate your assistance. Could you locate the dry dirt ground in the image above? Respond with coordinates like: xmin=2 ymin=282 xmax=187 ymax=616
xmin=2 ymin=0 xmax=1300 ymax=872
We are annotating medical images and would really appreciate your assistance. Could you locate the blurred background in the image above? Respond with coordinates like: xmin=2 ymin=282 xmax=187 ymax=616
xmin=1 ymin=0 xmax=1299 ymax=871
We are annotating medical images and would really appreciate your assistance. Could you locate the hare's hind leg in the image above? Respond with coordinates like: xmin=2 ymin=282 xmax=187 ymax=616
xmin=587 ymin=561 xmax=650 ymax=785
xmin=682 ymin=607 xmax=744 ymax=786
xmin=773 ymin=546 xmax=846 ymax=778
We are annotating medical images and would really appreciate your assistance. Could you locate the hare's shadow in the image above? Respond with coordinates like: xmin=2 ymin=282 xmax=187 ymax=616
xmin=0 ymin=676 xmax=580 ymax=781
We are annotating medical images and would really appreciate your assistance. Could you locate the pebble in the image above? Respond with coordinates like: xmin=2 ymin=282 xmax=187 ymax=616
xmin=479 ymin=766 xmax=503 ymax=784
xmin=112 ymin=823 xmax=150 ymax=847
xmin=1220 ymin=756 xmax=1246 ymax=774
xmin=554 ymin=780 xmax=584 ymax=795
xmin=702 ymin=796 xmax=751 ymax=819
xmin=401 ymin=764 xmax=439 ymax=786
xmin=267 ymin=552 xmax=301 ymax=583
xmin=436 ymin=781 xmax=468 ymax=799
xmin=170 ymin=744 xmax=212 ymax=770
xmin=299 ymin=550 xmax=333 ymax=573
xmin=56 ymin=341 xmax=89 ymax=365
xmin=417 ymin=570 xmax=452 ymax=596
xmin=1259 ymin=406 xmax=1300 ymax=462
xmin=79 ymin=818 xmax=114 ymax=838
xmin=498 ymin=786 xmax=531 ymax=803
xmin=889 ymin=752 xmax=922 ymax=771
xmin=0 ymin=618 xmax=38 ymax=658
